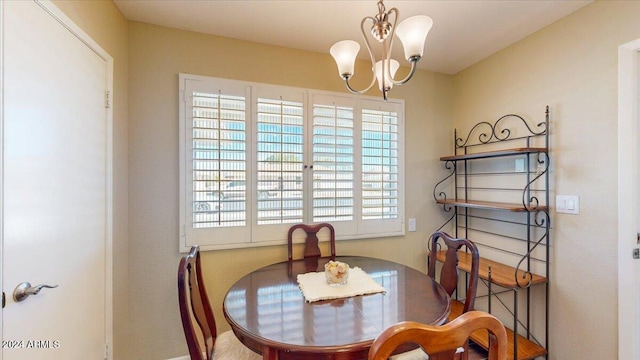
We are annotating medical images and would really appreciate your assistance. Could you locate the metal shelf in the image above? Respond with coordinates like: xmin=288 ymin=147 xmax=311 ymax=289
xmin=440 ymin=147 xmax=547 ymax=161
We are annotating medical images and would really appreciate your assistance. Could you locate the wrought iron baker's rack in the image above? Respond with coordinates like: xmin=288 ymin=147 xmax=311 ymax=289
xmin=431 ymin=106 xmax=550 ymax=360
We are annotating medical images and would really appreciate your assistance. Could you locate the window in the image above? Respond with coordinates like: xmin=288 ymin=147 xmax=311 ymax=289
xmin=179 ymin=74 xmax=404 ymax=251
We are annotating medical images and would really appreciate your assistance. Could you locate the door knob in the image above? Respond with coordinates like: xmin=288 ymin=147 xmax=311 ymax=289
xmin=13 ymin=282 xmax=58 ymax=302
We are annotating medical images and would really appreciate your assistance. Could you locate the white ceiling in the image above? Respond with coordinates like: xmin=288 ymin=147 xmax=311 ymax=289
xmin=113 ymin=0 xmax=592 ymax=75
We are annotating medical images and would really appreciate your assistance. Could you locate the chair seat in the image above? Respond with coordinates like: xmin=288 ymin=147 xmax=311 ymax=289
xmin=389 ymin=346 xmax=464 ymax=360
xmin=213 ymin=330 xmax=261 ymax=360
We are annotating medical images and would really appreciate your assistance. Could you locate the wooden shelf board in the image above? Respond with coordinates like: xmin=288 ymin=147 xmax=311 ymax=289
xmin=435 ymin=251 xmax=547 ymax=288
xmin=449 ymin=301 xmax=547 ymax=360
xmin=440 ymin=148 xmax=548 ymax=161
xmin=436 ymin=199 xmax=548 ymax=212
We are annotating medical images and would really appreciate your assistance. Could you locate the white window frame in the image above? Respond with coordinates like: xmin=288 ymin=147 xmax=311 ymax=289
xmin=179 ymin=74 xmax=405 ymax=251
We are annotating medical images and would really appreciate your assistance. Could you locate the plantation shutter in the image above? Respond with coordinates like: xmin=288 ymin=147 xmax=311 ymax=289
xmin=252 ymin=86 xmax=307 ymax=242
xmin=311 ymin=95 xmax=356 ymax=237
xmin=182 ymin=78 xmax=250 ymax=247
xmin=359 ymin=99 xmax=403 ymax=234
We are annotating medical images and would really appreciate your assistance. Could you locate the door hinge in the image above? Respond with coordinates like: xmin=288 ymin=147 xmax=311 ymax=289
xmin=105 ymin=91 xmax=112 ymax=109
xmin=633 ymin=248 xmax=639 ymax=259
xmin=2 ymin=292 xmax=5 ymax=308
xmin=104 ymin=342 xmax=110 ymax=359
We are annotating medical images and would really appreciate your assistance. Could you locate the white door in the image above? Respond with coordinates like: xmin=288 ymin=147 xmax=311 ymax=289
xmin=636 ymin=50 xmax=640 ymax=359
xmin=618 ymin=40 xmax=640 ymax=360
xmin=1 ymin=1 xmax=113 ymax=359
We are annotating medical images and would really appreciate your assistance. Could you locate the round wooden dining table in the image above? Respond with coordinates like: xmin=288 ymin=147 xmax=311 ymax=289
xmin=223 ymin=255 xmax=451 ymax=360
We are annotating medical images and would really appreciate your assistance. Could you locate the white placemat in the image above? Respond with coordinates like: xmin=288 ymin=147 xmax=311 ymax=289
xmin=297 ymin=267 xmax=386 ymax=303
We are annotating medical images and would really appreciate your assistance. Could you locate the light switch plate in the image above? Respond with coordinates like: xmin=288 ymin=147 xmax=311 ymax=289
xmin=556 ymin=195 xmax=580 ymax=214
xmin=408 ymin=218 xmax=416 ymax=232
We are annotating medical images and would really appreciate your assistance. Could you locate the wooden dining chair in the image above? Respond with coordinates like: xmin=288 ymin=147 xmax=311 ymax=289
xmin=178 ymin=245 xmax=261 ymax=360
xmin=368 ymin=311 xmax=508 ymax=360
xmin=287 ymin=223 xmax=336 ymax=261
xmin=428 ymin=231 xmax=480 ymax=315
xmin=409 ymin=231 xmax=480 ymax=360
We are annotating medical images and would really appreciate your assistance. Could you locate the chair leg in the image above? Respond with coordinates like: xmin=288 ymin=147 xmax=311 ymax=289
xmin=458 ymin=342 xmax=470 ymax=360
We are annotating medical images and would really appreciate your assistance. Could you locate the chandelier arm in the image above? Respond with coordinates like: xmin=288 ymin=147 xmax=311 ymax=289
xmin=344 ymin=77 xmax=374 ymax=95
xmin=385 ymin=8 xmax=399 ymax=63
xmin=390 ymin=58 xmax=419 ymax=86
xmin=361 ymin=16 xmax=379 ymax=80
xmin=340 ymin=16 xmax=379 ymax=95
xmin=380 ymin=8 xmax=399 ymax=93
xmin=384 ymin=7 xmax=417 ymax=87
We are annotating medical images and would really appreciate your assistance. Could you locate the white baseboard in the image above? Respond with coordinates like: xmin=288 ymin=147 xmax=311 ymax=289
xmin=166 ymin=356 xmax=189 ymax=360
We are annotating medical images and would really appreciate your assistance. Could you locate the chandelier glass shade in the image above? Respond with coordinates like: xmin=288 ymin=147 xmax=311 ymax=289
xmin=330 ymin=1 xmax=433 ymax=100
xmin=374 ymin=59 xmax=399 ymax=91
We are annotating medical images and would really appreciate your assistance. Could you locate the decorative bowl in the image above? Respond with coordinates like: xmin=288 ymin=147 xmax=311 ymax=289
xmin=324 ymin=260 xmax=349 ymax=287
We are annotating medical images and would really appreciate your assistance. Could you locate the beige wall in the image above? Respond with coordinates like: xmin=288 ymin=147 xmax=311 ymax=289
xmin=127 ymin=22 xmax=452 ymax=359
xmin=50 ymin=0 xmax=640 ymax=359
xmin=52 ymin=1 xmax=130 ymax=359
xmin=453 ymin=1 xmax=640 ymax=359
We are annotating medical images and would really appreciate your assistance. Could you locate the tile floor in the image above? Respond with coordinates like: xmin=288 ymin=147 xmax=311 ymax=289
xmin=468 ymin=342 xmax=489 ymax=360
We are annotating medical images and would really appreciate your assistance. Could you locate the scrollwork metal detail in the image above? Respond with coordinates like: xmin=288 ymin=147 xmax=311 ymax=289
xmin=455 ymin=121 xmax=493 ymax=147
xmin=432 ymin=161 xmax=455 ymax=212
xmin=514 ymin=210 xmax=550 ymax=288
xmin=522 ymin=152 xmax=550 ymax=210
xmin=456 ymin=111 xmax=547 ymax=149
xmin=494 ymin=114 xmax=546 ymax=141
xmin=434 ymin=212 xmax=455 ymax=233
xmin=534 ymin=209 xmax=550 ymax=227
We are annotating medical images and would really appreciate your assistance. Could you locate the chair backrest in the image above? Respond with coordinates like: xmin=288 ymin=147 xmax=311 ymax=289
xmin=368 ymin=311 xmax=508 ymax=360
xmin=428 ymin=231 xmax=480 ymax=313
xmin=287 ymin=223 xmax=336 ymax=261
xmin=178 ymin=245 xmax=216 ymax=360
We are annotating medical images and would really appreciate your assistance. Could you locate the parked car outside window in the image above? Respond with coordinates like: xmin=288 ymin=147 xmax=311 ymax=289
xmin=193 ymin=190 xmax=221 ymax=213
xmin=221 ymin=180 xmax=277 ymax=199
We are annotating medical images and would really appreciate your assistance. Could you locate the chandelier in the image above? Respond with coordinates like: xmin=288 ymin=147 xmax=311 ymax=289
xmin=330 ymin=0 xmax=433 ymax=100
